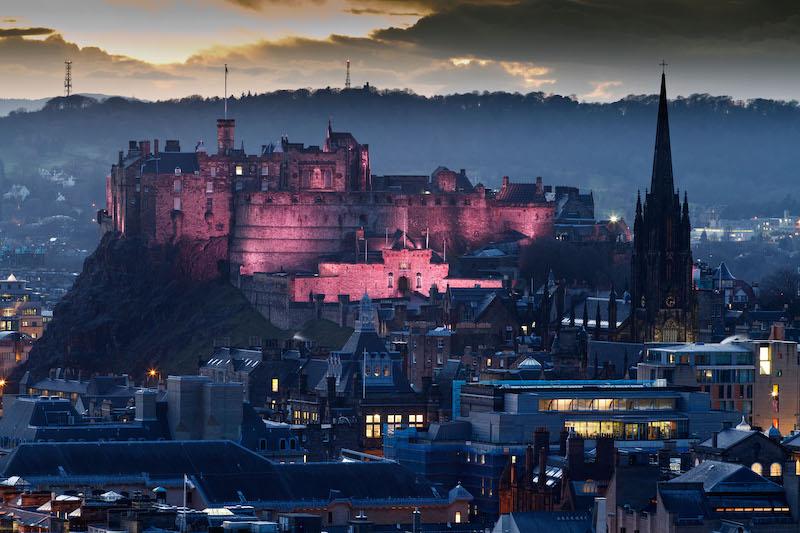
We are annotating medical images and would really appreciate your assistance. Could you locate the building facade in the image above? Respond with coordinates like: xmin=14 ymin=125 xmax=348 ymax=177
xmin=630 ymin=74 xmax=695 ymax=343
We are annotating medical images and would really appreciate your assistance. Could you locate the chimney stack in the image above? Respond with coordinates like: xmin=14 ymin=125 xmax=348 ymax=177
xmin=538 ymin=446 xmax=548 ymax=489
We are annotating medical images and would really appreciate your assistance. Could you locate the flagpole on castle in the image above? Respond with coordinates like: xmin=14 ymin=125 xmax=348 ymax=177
xmin=224 ymin=64 xmax=228 ymax=119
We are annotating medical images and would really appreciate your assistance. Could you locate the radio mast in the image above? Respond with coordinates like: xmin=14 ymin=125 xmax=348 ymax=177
xmin=64 ymin=60 xmax=72 ymax=97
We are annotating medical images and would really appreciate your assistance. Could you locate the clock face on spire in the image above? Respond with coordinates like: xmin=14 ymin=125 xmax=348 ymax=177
xmin=665 ymin=295 xmax=676 ymax=308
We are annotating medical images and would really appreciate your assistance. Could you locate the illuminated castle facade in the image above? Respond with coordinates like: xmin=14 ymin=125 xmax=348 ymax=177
xmin=100 ymin=117 xmax=612 ymax=311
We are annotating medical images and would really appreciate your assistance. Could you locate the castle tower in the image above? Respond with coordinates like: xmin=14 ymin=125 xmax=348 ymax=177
xmin=217 ymin=118 xmax=235 ymax=155
xmin=630 ymin=72 xmax=695 ymax=343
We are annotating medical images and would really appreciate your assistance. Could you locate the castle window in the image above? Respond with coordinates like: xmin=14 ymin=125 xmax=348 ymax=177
xmin=388 ymin=273 xmax=394 ymax=288
xmin=261 ymin=179 xmax=268 ymax=192
xmin=206 ymin=181 xmax=213 ymax=194
xmin=174 ymin=167 xmax=181 ymax=175
xmin=261 ymin=164 xmax=269 ymax=176
xmin=173 ymin=179 xmax=182 ymax=193
xmin=271 ymin=378 xmax=279 ymax=393
xmin=751 ymin=462 xmax=763 ymax=475
xmin=770 ymin=463 xmax=782 ymax=477
xmin=235 ymin=181 xmax=243 ymax=191
xmin=409 ymin=414 xmax=423 ymax=428
xmin=173 ymin=197 xmax=181 ymax=211
xmin=416 ymin=273 xmax=422 ymax=289
xmin=235 ymin=165 xmax=243 ymax=176
xmin=210 ymin=167 xmax=216 ymax=178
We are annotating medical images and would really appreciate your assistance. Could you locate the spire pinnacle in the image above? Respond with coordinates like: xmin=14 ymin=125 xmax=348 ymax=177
xmin=650 ymin=70 xmax=674 ymax=199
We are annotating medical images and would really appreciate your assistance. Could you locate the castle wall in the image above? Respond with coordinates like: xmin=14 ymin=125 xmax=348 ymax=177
xmin=290 ymin=248 xmax=503 ymax=302
xmin=230 ymin=190 xmax=553 ymax=274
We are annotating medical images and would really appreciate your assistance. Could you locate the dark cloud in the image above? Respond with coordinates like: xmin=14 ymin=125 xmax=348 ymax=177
xmin=373 ymin=0 xmax=800 ymax=64
xmin=0 ymin=27 xmax=56 ymax=38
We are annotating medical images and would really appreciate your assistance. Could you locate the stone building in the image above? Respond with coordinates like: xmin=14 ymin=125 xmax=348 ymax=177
xmin=100 ymin=120 xmax=558 ymax=281
xmin=630 ymin=73 xmax=696 ymax=343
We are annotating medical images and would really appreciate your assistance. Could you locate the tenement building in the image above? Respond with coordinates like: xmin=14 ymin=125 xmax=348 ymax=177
xmin=630 ymin=73 xmax=696 ymax=343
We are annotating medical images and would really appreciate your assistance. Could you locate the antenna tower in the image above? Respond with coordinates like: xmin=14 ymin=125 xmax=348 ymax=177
xmin=64 ymin=60 xmax=72 ymax=97
xmin=345 ymin=59 xmax=351 ymax=89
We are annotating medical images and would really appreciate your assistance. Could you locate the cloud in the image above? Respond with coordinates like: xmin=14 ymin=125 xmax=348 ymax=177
xmin=583 ymin=80 xmax=623 ymax=101
xmin=222 ymin=0 xmax=324 ymax=10
xmin=4 ymin=0 xmax=800 ymax=101
xmin=0 ymin=27 xmax=56 ymax=38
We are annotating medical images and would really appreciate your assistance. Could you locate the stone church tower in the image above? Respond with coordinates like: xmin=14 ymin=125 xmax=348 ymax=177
xmin=630 ymin=73 xmax=695 ymax=343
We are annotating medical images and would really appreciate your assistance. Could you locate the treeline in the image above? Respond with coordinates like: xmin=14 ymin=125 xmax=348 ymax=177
xmin=1 ymin=87 xmax=799 ymax=223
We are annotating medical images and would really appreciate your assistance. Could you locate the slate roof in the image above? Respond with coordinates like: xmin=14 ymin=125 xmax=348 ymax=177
xmin=562 ymin=296 xmax=631 ymax=329
xmin=197 ymin=462 xmax=452 ymax=508
xmin=0 ymin=441 xmax=273 ymax=484
xmin=205 ymin=347 xmax=263 ymax=374
xmin=714 ymin=262 xmax=736 ymax=281
xmin=495 ymin=183 xmax=545 ymax=204
xmin=0 ymin=396 xmax=166 ymax=445
xmin=142 ymin=153 xmax=199 ymax=174
xmin=507 ymin=512 xmax=592 ymax=533
xmin=0 ymin=441 xmax=458 ymax=508
xmin=666 ymin=461 xmax=783 ymax=494
xmin=339 ymin=328 xmax=389 ymax=357
xmin=783 ymin=432 xmax=800 ymax=451
xmin=696 ymin=428 xmax=756 ymax=450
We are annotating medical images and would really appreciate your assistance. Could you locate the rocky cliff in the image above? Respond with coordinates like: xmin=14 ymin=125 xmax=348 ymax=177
xmin=16 ymin=232 xmax=284 ymax=383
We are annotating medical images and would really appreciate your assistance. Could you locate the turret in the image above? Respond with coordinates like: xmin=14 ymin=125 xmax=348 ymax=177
xmin=217 ymin=118 xmax=235 ymax=155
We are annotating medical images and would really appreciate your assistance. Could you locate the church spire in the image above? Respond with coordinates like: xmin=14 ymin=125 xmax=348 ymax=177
xmin=650 ymin=71 xmax=674 ymax=200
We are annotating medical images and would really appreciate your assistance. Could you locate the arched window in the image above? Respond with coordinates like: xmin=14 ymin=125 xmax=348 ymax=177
xmin=751 ymin=462 xmax=762 ymax=475
xmin=770 ymin=462 xmax=782 ymax=477
xmin=416 ymin=272 xmax=422 ymax=289
xmin=388 ymin=272 xmax=394 ymax=288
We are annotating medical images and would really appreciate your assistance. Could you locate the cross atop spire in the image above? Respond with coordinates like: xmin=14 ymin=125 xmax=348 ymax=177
xmin=660 ymin=59 xmax=668 ymax=74
xmin=650 ymin=70 xmax=674 ymax=201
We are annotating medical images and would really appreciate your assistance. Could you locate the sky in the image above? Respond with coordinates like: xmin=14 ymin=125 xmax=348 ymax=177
xmin=2 ymin=0 xmax=800 ymax=102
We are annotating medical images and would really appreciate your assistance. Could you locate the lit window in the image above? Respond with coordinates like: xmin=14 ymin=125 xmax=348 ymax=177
xmin=387 ymin=414 xmax=403 ymax=433
xmin=365 ymin=414 xmax=381 ymax=438
xmin=770 ymin=463 xmax=782 ymax=477
xmin=271 ymin=378 xmax=279 ymax=393
xmin=751 ymin=462 xmax=763 ymax=475
xmin=795 ymin=459 xmax=800 ymax=476
xmin=454 ymin=512 xmax=462 ymax=524
xmin=206 ymin=181 xmax=214 ymax=194
xmin=759 ymin=346 xmax=771 ymax=375
xmin=409 ymin=414 xmax=424 ymax=428
xmin=235 ymin=165 xmax=243 ymax=176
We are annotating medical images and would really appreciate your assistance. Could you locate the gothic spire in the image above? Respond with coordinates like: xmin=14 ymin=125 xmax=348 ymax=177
xmin=650 ymin=72 xmax=674 ymax=200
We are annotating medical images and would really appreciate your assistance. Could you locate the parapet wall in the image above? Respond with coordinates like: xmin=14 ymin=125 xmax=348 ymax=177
xmin=230 ymin=190 xmax=553 ymax=274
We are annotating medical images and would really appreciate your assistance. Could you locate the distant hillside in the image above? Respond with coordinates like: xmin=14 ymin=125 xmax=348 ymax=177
xmin=0 ymin=88 xmax=799 ymax=228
